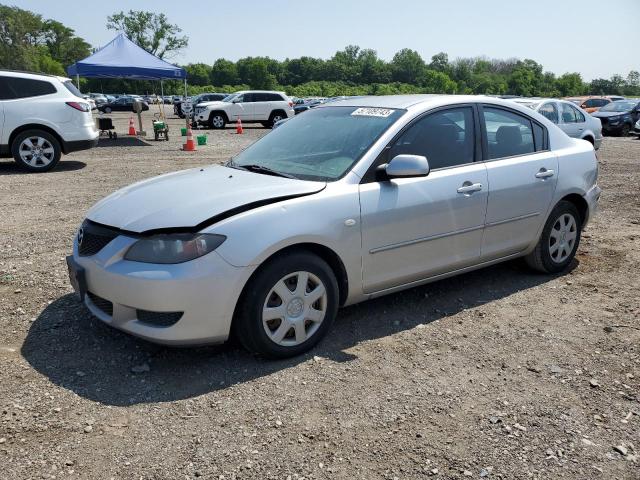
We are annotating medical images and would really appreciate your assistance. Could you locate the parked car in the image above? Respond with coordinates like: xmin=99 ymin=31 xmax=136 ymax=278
xmin=179 ymin=93 xmax=229 ymax=119
xmin=195 ymin=91 xmax=294 ymax=129
xmin=633 ymin=118 xmax=640 ymax=136
xmin=88 ymin=93 xmax=108 ymax=106
xmin=590 ymin=99 xmax=640 ymax=136
xmin=97 ymin=96 xmax=149 ymax=113
xmin=564 ymin=96 xmax=623 ymax=113
xmin=0 ymin=70 xmax=98 ymax=172
xmin=511 ymin=98 xmax=602 ymax=149
xmin=293 ymin=98 xmax=325 ymax=115
xmin=67 ymin=95 xmax=600 ymax=357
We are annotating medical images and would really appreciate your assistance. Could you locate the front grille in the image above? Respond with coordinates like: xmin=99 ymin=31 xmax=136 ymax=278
xmin=78 ymin=220 xmax=120 ymax=256
xmin=87 ymin=292 xmax=113 ymax=316
xmin=136 ymin=310 xmax=183 ymax=327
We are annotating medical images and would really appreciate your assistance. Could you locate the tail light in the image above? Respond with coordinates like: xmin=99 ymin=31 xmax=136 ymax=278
xmin=66 ymin=101 xmax=90 ymax=112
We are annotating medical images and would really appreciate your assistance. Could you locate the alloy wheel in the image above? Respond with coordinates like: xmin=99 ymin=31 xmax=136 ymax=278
xmin=18 ymin=136 xmax=55 ymax=168
xmin=262 ymin=271 xmax=327 ymax=346
xmin=549 ymin=213 xmax=577 ymax=263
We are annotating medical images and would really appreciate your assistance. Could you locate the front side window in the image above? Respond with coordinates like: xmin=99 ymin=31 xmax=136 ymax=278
xmin=561 ymin=103 xmax=578 ymax=123
xmin=389 ymin=107 xmax=475 ymax=170
xmin=482 ymin=107 xmax=535 ymax=159
xmin=539 ymin=103 xmax=559 ymax=123
xmin=1 ymin=77 xmax=57 ymax=99
xmin=232 ymin=106 xmax=405 ymax=181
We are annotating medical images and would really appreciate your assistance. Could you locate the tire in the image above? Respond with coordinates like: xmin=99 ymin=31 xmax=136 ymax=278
xmin=261 ymin=122 xmax=271 ymax=128
xmin=11 ymin=129 xmax=61 ymax=172
xmin=234 ymin=251 xmax=339 ymax=358
xmin=268 ymin=111 xmax=286 ymax=128
xmin=525 ymin=200 xmax=582 ymax=273
xmin=104 ymin=107 xmax=112 ymax=114
xmin=209 ymin=113 xmax=226 ymax=129
xmin=620 ymin=124 xmax=631 ymax=137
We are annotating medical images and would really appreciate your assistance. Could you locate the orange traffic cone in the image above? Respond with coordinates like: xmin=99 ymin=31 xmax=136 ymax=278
xmin=236 ymin=116 xmax=243 ymax=134
xmin=182 ymin=123 xmax=196 ymax=151
xmin=128 ymin=116 xmax=136 ymax=136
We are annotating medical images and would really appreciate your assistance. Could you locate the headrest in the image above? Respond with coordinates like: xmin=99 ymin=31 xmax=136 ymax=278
xmin=496 ymin=125 xmax=522 ymax=146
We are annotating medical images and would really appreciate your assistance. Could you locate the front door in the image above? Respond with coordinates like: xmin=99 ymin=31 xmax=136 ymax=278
xmin=229 ymin=93 xmax=255 ymax=121
xmin=479 ymin=105 xmax=558 ymax=260
xmin=360 ymin=106 xmax=488 ymax=293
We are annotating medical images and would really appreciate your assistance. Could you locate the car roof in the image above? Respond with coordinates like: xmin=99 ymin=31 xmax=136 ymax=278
xmin=0 ymin=69 xmax=71 ymax=83
xmin=318 ymin=94 xmax=541 ymax=110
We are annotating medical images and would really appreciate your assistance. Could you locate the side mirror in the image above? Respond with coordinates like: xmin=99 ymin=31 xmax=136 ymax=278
xmin=380 ymin=154 xmax=430 ymax=179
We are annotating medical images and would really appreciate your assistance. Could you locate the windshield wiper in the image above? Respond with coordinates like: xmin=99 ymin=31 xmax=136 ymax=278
xmin=233 ymin=163 xmax=298 ymax=179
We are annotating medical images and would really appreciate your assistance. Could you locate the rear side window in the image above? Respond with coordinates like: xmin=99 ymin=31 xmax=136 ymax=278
xmin=572 ymin=105 xmax=585 ymax=122
xmin=539 ymin=103 xmax=559 ymax=124
xmin=561 ymin=103 xmax=578 ymax=123
xmin=482 ymin=107 xmax=535 ymax=159
xmin=389 ymin=107 xmax=475 ymax=170
xmin=0 ymin=76 xmax=57 ymax=99
xmin=62 ymin=80 xmax=82 ymax=97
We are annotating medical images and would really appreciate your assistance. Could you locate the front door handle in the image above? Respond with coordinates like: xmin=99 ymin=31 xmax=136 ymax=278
xmin=457 ymin=182 xmax=483 ymax=194
xmin=535 ymin=168 xmax=555 ymax=179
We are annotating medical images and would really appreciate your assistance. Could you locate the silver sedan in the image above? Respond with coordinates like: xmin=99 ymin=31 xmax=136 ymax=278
xmin=67 ymin=95 xmax=601 ymax=357
xmin=511 ymin=97 xmax=603 ymax=149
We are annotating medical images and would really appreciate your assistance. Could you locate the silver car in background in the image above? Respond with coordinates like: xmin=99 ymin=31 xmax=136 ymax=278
xmin=511 ymin=98 xmax=603 ymax=149
xmin=67 ymin=95 xmax=601 ymax=358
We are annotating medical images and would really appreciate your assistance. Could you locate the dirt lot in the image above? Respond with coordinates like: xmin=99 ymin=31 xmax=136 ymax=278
xmin=1 ymin=109 xmax=638 ymax=480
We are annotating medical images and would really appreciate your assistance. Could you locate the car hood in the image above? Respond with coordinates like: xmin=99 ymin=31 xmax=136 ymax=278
xmin=197 ymin=101 xmax=226 ymax=109
xmin=86 ymin=165 xmax=326 ymax=233
xmin=591 ymin=111 xmax=629 ymax=118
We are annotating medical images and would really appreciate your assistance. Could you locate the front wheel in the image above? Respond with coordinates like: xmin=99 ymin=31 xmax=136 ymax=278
xmin=209 ymin=113 xmax=226 ymax=129
xmin=11 ymin=130 xmax=61 ymax=172
xmin=525 ymin=201 xmax=581 ymax=273
xmin=104 ymin=106 xmax=112 ymax=114
xmin=620 ymin=124 xmax=631 ymax=137
xmin=234 ymin=252 xmax=339 ymax=358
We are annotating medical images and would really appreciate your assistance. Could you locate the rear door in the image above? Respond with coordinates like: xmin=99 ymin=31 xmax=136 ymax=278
xmin=480 ymin=105 xmax=558 ymax=260
xmin=253 ymin=93 xmax=272 ymax=120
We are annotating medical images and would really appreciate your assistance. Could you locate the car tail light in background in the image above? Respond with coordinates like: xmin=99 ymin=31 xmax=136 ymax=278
xmin=66 ymin=101 xmax=91 ymax=112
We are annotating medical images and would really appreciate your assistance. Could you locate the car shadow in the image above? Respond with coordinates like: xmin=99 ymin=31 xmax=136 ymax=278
xmin=0 ymin=160 xmax=86 ymax=175
xmin=95 ymin=137 xmax=151 ymax=147
xmin=21 ymin=260 xmax=576 ymax=406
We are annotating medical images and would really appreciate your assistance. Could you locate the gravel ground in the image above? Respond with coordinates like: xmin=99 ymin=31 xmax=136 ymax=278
xmin=1 ymin=109 xmax=638 ymax=479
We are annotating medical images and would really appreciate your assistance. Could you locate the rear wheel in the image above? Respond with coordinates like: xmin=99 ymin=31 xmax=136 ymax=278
xmin=11 ymin=130 xmax=61 ymax=172
xmin=234 ymin=252 xmax=339 ymax=358
xmin=525 ymin=201 xmax=581 ymax=273
xmin=104 ymin=106 xmax=112 ymax=114
xmin=620 ymin=124 xmax=631 ymax=137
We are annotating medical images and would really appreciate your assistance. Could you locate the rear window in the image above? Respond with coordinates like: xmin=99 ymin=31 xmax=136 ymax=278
xmin=0 ymin=76 xmax=57 ymax=100
xmin=63 ymin=80 xmax=82 ymax=98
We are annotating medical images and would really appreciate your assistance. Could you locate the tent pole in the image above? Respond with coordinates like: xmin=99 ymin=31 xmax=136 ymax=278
xmin=160 ymin=80 xmax=165 ymax=120
xmin=184 ymin=78 xmax=189 ymax=129
xmin=76 ymin=74 xmax=80 ymax=90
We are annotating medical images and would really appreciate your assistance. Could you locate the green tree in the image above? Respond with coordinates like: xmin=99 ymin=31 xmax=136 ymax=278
xmin=42 ymin=20 xmax=91 ymax=67
xmin=429 ymin=52 xmax=449 ymax=73
xmin=555 ymin=73 xmax=584 ymax=97
xmin=420 ymin=70 xmax=457 ymax=93
xmin=210 ymin=59 xmax=239 ymax=86
xmin=106 ymin=10 xmax=188 ymax=59
xmin=184 ymin=63 xmax=211 ymax=86
xmin=390 ymin=48 xmax=425 ymax=84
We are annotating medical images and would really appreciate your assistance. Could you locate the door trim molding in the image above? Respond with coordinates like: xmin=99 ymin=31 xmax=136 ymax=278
xmin=369 ymin=224 xmax=484 ymax=254
xmin=485 ymin=212 xmax=540 ymax=228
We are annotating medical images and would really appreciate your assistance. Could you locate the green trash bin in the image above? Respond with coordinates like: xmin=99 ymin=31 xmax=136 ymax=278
xmin=181 ymin=127 xmax=187 ymax=136
xmin=196 ymin=135 xmax=207 ymax=146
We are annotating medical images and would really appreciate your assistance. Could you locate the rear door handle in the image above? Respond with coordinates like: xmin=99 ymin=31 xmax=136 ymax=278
xmin=457 ymin=182 xmax=483 ymax=194
xmin=535 ymin=168 xmax=555 ymax=179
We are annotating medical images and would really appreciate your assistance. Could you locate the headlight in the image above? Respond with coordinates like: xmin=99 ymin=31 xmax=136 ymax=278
xmin=608 ymin=115 xmax=621 ymax=122
xmin=124 ymin=233 xmax=226 ymax=264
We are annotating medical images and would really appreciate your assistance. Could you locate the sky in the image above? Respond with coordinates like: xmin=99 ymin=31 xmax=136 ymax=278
xmin=16 ymin=0 xmax=640 ymax=81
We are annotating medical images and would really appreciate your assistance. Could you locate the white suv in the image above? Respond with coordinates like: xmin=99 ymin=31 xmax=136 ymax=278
xmin=195 ymin=90 xmax=294 ymax=129
xmin=0 ymin=71 xmax=99 ymax=172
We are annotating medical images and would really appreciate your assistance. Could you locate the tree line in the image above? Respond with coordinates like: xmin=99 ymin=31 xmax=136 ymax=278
xmin=2 ymin=4 xmax=639 ymax=99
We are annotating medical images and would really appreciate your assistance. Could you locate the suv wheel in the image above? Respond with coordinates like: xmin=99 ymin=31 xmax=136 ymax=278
xmin=268 ymin=112 xmax=285 ymax=128
xmin=234 ymin=252 xmax=339 ymax=358
xmin=525 ymin=201 xmax=581 ymax=273
xmin=209 ymin=113 xmax=226 ymax=129
xmin=620 ymin=124 xmax=631 ymax=137
xmin=104 ymin=106 xmax=112 ymax=114
xmin=11 ymin=130 xmax=61 ymax=172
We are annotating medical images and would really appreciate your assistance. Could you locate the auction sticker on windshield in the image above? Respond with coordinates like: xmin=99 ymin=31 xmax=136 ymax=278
xmin=351 ymin=107 xmax=395 ymax=117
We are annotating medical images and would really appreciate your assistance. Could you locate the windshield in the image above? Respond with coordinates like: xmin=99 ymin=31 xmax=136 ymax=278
xmin=599 ymin=101 xmax=635 ymax=112
xmin=231 ymin=106 xmax=405 ymax=181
